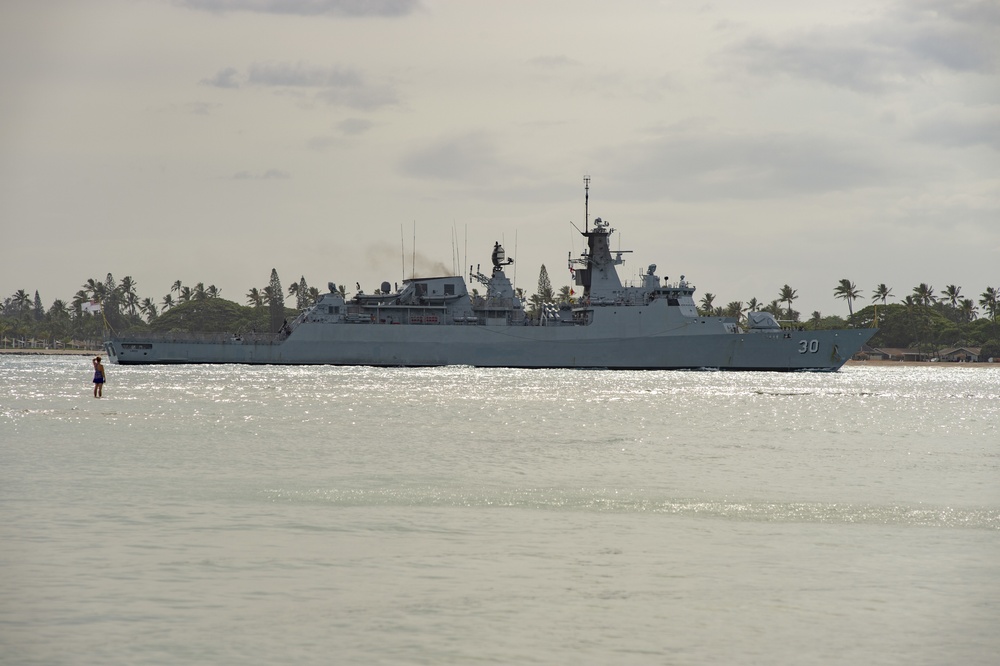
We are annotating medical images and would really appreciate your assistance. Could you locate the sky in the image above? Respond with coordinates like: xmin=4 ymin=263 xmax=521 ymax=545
xmin=2 ymin=0 xmax=998 ymax=318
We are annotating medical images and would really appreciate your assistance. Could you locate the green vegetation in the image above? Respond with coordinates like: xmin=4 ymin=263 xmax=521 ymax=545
xmin=682 ymin=278 xmax=998 ymax=355
xmin=148 ymin=298 xmax=295 ymax=334
xmin=828 ymin=283 xmax=1000 ymax=355
xmin=527 ymin=264 xmax=554 ymax=318
xmin=833 ymin=279 xmax=861 ymax=323
xmin=267 ymin=268 xmax=284 ymax=334
xmin=1 ymin=271 xmax=306 ymax=348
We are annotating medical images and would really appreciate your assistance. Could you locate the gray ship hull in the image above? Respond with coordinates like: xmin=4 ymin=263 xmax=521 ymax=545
xmin=105 ymin=323 xmax=874 ymax=371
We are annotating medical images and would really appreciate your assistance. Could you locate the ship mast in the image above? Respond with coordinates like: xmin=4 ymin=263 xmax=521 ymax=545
xmin=584 ymin=174 xmax=590 ymax=233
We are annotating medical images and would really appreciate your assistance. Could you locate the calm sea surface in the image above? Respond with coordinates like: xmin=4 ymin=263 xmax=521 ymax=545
xmin=1 ymin=355 xmax=998 ymax=665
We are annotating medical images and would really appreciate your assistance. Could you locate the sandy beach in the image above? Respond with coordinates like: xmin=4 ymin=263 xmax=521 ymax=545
xmin=846 ymin=359 xmax=996 ymax=368
xmin=1 ymin=348 xmax=994 ymax=367
xmin=0 ymin=348 xmax=103 ymax=357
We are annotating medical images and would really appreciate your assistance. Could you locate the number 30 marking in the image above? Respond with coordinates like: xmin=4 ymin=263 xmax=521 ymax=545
xmin=799 ymin=339 xmax=820 ymax=354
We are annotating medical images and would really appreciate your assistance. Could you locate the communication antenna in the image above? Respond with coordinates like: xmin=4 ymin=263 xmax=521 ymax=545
xmin=513 ymin=229 xmax=518 ymax=289
xmin=584 ymin=174 xmax=590 ymax=233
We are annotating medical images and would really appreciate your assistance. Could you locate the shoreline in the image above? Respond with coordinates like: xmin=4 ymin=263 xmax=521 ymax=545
xmin=0 ymin=348 xmax=103 ymax=356
xmin=0 ymin=348 xmax=994 ymax=367
xmin=845 ymin=359 xmax=996 ymax=368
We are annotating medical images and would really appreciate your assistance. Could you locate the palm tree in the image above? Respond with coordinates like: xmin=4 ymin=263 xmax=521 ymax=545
xmin=724 ymin=301 xmax=745 ymax=322
xmin=289 ymin=276 xmax=309 ymax=308
xmin=247 ymin=288 xmax=264 ymax=308
xmin=206 ymin=285 xmax=220 ymax=299
xmin=71 ymin=290 xmax=89 ymax=317
xmin=957 ymin=298 xmax=978 ymax=342
xmin=810 ymin=311 xmax=822 ymax=327
xmin=82 ymin=278 xmax=101 ymax=299
xmin=943 ymin=284 xmax=962 ymax=309
xmin=171 ymin=280 xmax=182 ymax=296
xmin=980 ymin=287 xmax=998 ymax=325
xmin=699 ymin=293 xmax=715 ymax=315
xmin=192 ymin=282 xmax=207 ymax=301
xmin=778 ymin=284 xmax=798 ymax=320
xmin=307 ymin=286 xmax=321 ymax=305
xmin=557 ymin=285 xmax=573 ymax=304
xmin=746 ymin=297 xmax=760 ymax=313
xmin=47 ymin=299 xmax=70 ymax=318
xmin=958 ymin=299 xmax=977 ymax=323
xmin=42 ymin=299 xmax=70 ymax=343
xmin=834 ymin=279 xmax=861 ymax=321
xmin=871 ymin=283 xmax=893 ymax=306
xmin=91 ymin=280 xmax=109 ymax=307
xmin=178 ymin=286 xmax=192 ymax=303
xmin=912 ymin=283 xmax=936 ymax=307
xmin=120 ymin=276 xmax=139 ymax=316
xmin=764 ymin=300 xmax=784 ymax=318
xmin=139 ymin=298 xmax=158 ymax=322
xmin=11 ymin=289 xmax=31 ymax=315
xmin=161 ymin=294 xmax=175 ymax=311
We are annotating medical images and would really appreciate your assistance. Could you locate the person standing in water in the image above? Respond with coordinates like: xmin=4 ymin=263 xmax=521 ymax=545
xmin=92 ymin=356 xmax=105 ymax=398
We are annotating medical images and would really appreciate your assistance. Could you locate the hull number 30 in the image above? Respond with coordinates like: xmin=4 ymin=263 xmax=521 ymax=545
xmin=798 ymin=339 xmax=820 ymax=354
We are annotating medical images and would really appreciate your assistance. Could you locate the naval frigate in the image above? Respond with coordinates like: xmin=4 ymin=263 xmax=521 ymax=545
xmin=104 ymin=180 xmax=876 ymax=370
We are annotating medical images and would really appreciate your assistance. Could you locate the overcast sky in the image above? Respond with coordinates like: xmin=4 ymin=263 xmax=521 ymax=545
xmin=2 ymin=0 xmax=997 ymax=317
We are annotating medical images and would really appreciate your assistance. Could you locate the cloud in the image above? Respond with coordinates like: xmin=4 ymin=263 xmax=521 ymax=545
xmin=338 ymin=118 xmax=373 ymax=135
xmin=232 ymin=169 xmax=290 ymax=179
xmin=316 ymin=83 xmax=396 ymax=110
xmin=601 ymin=131 xmax=890 ymax=201
xmin=307 ymin=137 xmax=338 ymax=151
xmin=174 ymin=0 xmax=420 ymax=17
xmin=306 ymin=119 xmax=374 ymax=151
xmin=398 ymin=132 xmax=518 ymax=184
xmin=247 ymin=62 xmax=397 ymax=109
xmin=911 ymin=106 xmax=1000 ymax=151
xmin=201 ymin=67 xmax=241 ymax=89
xmin=725 ymin=0 xmax=999 ymax=93
xmin=186 ymin=102 xmax=220 ymax=115
xmin=247 ymin=62 xmax=360 ymax=88
xmin=729 ymin=34 xmax=915 ymax=94
xmin=527 ymin=55 xmax=581 ymax=69
xmin=202 ymin=62 xmax=398 ymax=109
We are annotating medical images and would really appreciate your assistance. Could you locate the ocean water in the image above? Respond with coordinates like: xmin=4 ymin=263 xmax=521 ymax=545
xmin=1 ymin=355 xmax=998 ymax=665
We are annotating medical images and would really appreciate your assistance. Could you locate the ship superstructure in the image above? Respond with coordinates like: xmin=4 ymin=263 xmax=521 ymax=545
xmin=105 ymin=179 xmax=875 ymax=370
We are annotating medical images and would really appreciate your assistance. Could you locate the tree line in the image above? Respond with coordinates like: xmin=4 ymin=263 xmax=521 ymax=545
xmin=4 ymin=267 xmax=998 ymax=359
xmin=0 ymin=269 xmax=315 ymax=346
xmin=693 ymin=278 xmax=998 ymax=357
